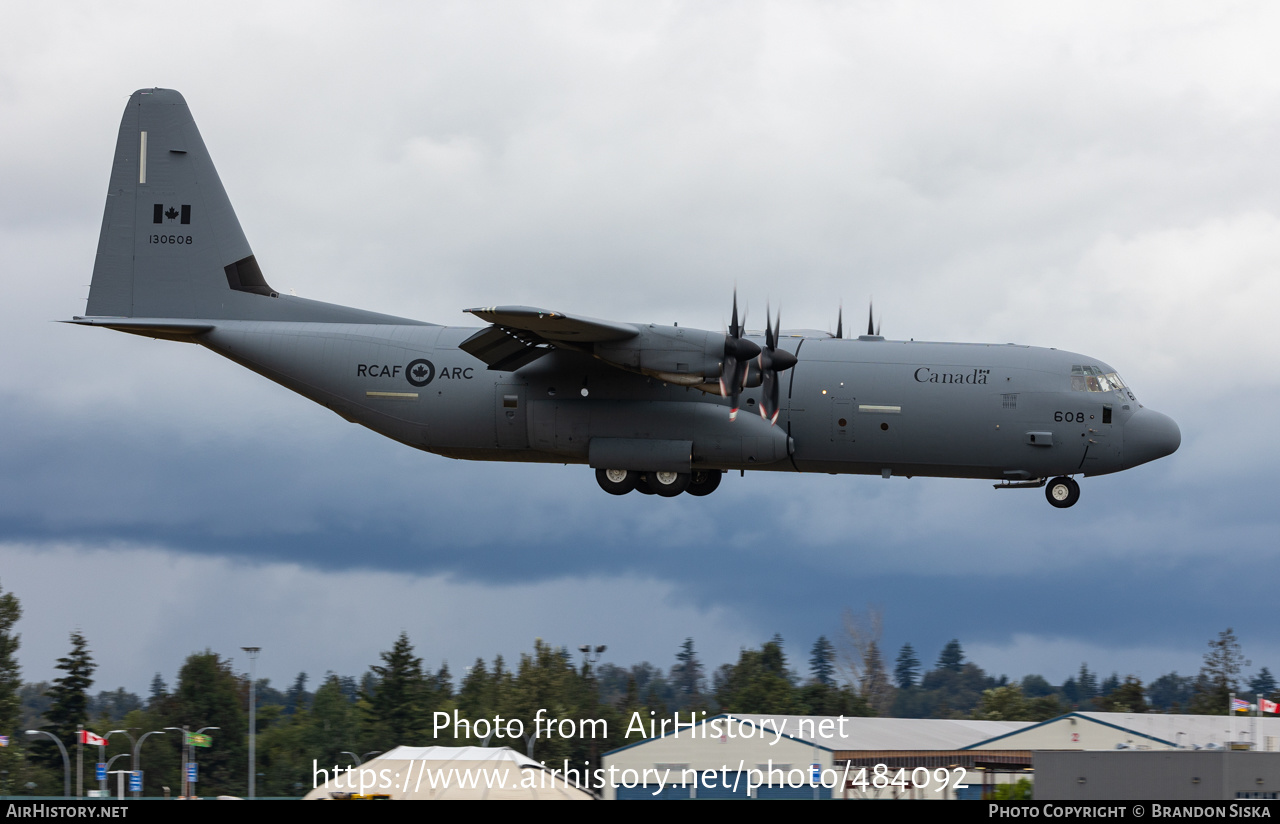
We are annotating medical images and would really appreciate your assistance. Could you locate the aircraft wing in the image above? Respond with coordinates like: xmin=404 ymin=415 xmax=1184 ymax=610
xmin=461 ymin=306 xmax=638 ymax=370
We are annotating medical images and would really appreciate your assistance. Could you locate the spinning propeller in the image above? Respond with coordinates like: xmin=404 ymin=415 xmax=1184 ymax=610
xmin=719 ymin=290 xmax=759 ymax=421
xmin=832 ymin=302 xmax=880 ymax=338
xmin=757 ymin=306 xmax=797 ymax=425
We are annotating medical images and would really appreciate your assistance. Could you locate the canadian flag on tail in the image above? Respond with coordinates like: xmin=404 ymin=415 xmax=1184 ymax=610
xmin=79 ymin=730 xmax=107 ymax=746
xmin=1261 ymin=698 xmax=1279 ymax=714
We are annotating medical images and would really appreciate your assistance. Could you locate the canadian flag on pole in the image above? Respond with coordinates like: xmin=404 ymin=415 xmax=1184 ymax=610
xmin=79 ymin=730 xmax=107 ymax=746
xmin=1261 ymin=698 xmax=1279 ymax=715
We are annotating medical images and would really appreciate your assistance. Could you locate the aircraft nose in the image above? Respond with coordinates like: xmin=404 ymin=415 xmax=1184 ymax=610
xmin=1124 ymin=408 xmax=1181 ymax=467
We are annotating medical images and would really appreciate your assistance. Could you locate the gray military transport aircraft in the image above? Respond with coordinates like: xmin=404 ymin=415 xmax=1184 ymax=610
xmin=71 ymin=89 xmax=1180 ymax=507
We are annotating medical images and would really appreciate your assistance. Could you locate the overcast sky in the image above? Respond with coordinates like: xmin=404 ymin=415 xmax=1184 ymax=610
xmin=3 ymin=2 xmax=1278 ymax=699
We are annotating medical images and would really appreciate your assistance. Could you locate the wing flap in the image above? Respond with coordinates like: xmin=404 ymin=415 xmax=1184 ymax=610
xmin=459 ymin=325 xmax=552 ymax=371
xmin=465 ymin=306 xmax=638 ymax=343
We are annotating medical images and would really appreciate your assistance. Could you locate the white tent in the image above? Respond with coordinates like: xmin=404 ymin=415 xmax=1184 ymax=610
xmin=305 ymin=746 xmax=594 ymax=800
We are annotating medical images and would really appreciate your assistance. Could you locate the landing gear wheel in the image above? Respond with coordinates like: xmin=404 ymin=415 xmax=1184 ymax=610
xmin=1045 ymin=476 xmax=1080 ymax=508
xmin=643 ymin=470 xmax=691 ymax=497
xmin=596 ymin=468 xmax=638 ymax=495
xmin=685 ymin=469 xmax=723 ymax=497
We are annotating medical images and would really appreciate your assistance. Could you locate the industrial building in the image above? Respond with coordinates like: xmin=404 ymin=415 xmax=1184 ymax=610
xmin=601 ymin=712 xmax=1280 ymax=800
xmin=601 ymin=714 xmax=1033 ymax=799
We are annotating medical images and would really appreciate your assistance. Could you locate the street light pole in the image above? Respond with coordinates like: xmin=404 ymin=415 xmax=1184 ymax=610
xmin=242 ymin=647 xmax=260 ymax=799
xmin=132 ymin=730 xmax=165 ymax=798
xmin=192 ymin=726 xmax=218 ymax=798
xmin=105 ymin=730 xmax=135 ymax=798
xmin=26 ymin=731 xmax=70 ymax=798
xmin=104 ymin=754 xmax=130 ymax=800
xmin=164 ymin=727 xmax=185 ymax=797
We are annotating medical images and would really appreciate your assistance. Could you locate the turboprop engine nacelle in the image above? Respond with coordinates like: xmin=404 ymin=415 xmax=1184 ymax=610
xmin=593 ymin=325 xmax=741 ymax=386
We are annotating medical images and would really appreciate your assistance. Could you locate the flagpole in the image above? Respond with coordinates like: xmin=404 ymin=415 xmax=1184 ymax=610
xmin=76 ymin=728 xmax=82 ymax=798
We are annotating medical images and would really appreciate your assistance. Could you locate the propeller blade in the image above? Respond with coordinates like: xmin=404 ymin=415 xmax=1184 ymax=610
xmin=720 ymin=289 xmax=758 ymax=421
xmin=835 ymin=304 xmax=843 ymax=339
xmin=867 ymin=302 xmax=875 ymax=336
xmin=761 ymin=368 xmax=779 ymax=424
xmin=757 ymin=308 xmax=796 ymax=425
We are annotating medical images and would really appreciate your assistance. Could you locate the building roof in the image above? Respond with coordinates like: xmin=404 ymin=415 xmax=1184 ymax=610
xmin=605 ymin=713 xmax=1033 ymax=755
xmin=968 ymin=712 xmax=1280 ymax=751
xmin=732 ymin=714 xmax=1034 ymax=750
xmin=303 ymin=745 xmax=594 ymax=800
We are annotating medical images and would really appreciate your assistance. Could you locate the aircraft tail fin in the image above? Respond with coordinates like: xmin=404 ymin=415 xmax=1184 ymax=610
xmin=86 ymin=89 xmax=418 ymax=325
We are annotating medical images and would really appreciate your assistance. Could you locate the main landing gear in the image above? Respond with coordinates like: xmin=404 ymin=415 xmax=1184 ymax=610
xmin=595 ymin=468 xmax=723 ymax=497
xmin=1045 ymin=476 xmax=1080 ymax=509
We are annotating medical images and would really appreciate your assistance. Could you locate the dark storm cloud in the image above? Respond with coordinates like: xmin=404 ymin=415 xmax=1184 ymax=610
xmin=4 ymin=3 xmax=1280 ymax=690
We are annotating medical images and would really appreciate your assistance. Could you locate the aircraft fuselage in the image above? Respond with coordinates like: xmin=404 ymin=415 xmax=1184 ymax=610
xmin=194 ymin=320 xmax=1177 ymax=484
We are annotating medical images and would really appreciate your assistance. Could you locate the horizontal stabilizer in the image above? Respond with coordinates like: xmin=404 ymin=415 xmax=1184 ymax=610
xmin=65 ymin=317 xmax=215 ymax=342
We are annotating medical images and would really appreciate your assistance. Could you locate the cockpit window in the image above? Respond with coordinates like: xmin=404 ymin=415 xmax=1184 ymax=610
xmin=1071 ymin=365 xmax=1128 ymax=393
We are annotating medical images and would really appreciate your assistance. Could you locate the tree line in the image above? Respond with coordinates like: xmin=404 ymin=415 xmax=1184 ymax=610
xmin=0 ymin=581 xmax=1273 ymax=797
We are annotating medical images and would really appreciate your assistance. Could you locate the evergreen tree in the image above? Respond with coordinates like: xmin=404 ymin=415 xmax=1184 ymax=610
xmin=715 ymin=637 xmax=799 ymax=714
xmin=88 ymin=688 xmax=141 ymax=722
xmin=1148 ymin=672 xmax=1195 ymax=712
xmin=365 ymin=632 xmax=428 ymax=747
xmin=490 ymin=655 xmax=510 ymax=713
xmin=809 ymin=636 xmax=836 ymax=687
xmin=0 ymin=582 xmax=21 ymax=797
xmin=148 ymin=673 xmax=167 ymax=707
xmin=457 ymin=658 xmax=491 ymax=726
xmin=17 ymin=682 xmax=51 ymax=736
xmin=1061 ymin=676 xmax=1080 ymax=705
xmin=1097 ymin=676 xmax=1147 ymax=713
xmin=1250 ymin=668 xmax=1277 ymax=697
xmin=0 ymin=582 xmax=19 ymax=735
xmin=284 ymin=672 xmax=310 ymax=715
xmin=497 ymin=639 xmax=609 ymax=764
xmin=936 ymin=640 xmax=965 ymax=673
xmin=764 ymin=634 xmax=790 ymax=676
xmin=306 ymin=674 xmax=360 ymax=767
xmin=673 ymin=638 xmax=705 ymax=700
xmin=1191 ymin=628 xmax=1250 ymax=714
xmin=1076 ymin=663 xmax=1099 ymax=705
xmin=1021 ymin=674 xmax=1054 ymax=698
xmin=894 ymin=643 xmax=920 ymax=690
xmin=44 ymin=631 xmax=96 ymax=749
xmin=435 ymin=662 xmax=454 ymax=699
xmin=917 ymin=654 xmax=1000 ymax=719
xmin=622 ymin=676 xmax=641 ymax=714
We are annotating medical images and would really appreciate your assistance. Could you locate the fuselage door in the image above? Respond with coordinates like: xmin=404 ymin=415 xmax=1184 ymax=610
xmin=1082 ymin=402 xmax=1115 ymax=469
